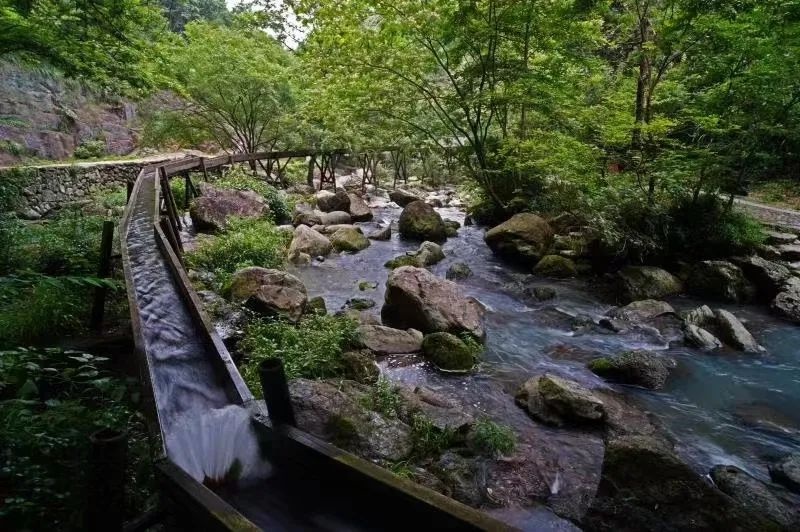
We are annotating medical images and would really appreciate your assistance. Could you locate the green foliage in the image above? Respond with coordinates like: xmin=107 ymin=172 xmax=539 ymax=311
xmin=469 ymin=419 xmax=516 ymax=457
xmin=185 ymin=218 xmax=290 ymax=288
xmin=171 ymin=176 xmax=187 ymax=211
xmin=0 ymin=347 xmax=153 ymax=528
xmin=362 ymin=377 xmax=402 ymax=419
xmin=215 ymin=167 xmax=292 ymax=223
xmin=240 ymin=313 xmax=359 ymax=386
xmin=72 ymin=140 xmax=106 ymax=159
xmin=160 ymin=0 xmax=230 ymax=32
xmin=409 ymin=413 xmax=459 ymax=459
xmin=0 ymin=139 xmax=31 ymax=158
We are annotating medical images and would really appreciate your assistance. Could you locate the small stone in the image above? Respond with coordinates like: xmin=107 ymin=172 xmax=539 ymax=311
xmin=368 ymin=225 xmax=392 ymax=240
xmin=446 ymin=263 xmax=473 ymax=281
xmin=345 ymin=297 xmax=376 ymax=311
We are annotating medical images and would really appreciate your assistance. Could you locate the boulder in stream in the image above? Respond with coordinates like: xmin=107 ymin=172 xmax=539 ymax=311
xmin=446 ymin=262 xmax=473 ymax=281
xmin=444 ymin=219 xmax=460 ymax=237
xmin=288 ymin=224 xmax=333 ymax=258
xmin=368 ymin=224 xmax=391 ymax=240
xmin=614 ymin=266 xmax=683 ymax=302
xmin=608 ymin=299 xmax=675 ymax=322
xmin=771 ymin=277 xmax=800 ymax=324
xmin=189 ymin=183 xmax=268 ymax=232
xmin=319 ymin=210 xmax=352 ymax=226
xmin=421 ymin=332 xmax=478 ymax=372
xmin=769 ymin=452 xmax=800 ymax=494
xmin=382 ymin=266 xmax=486 ymax=340
xmin=330 ymin=226 xmax=370 ymax=252
xmin=389 ymin=188 xmax=422 ymax=207
xmin=583 ymin=435 xmax=782 ymax=532
xmin=710 ymin=464 xmax=796 ymax=529
xmin=687 ymin=260 xmax=755 ymax=303
xmin=229 ymin=267 xmax=308 ymax=322
xmin=587 ymin=350 xmax=675 ymax=390
xmin=398 ymin=200 xmax=447 ymax=242
xmin=515 ymin=374 xmax=606 ymax=427
xmin=683 ymin=324 xmax=723 ymax=350
xmin=714 ymin=308 xmax=764 ymax=352
xmin=357 ymin=324 xmax=423 ymax=355
xmin=682 ymin=304 xmax=715 ymax=326
xmin=292 ymin=202 xmax=322 ymax=226
xmin=731 ymin=255 xmax=791 ymax=300
xmin=347 ymin=193 xmax=373 ymax=222
xmin=533 ymin=255 xmax=577 ymax=278
xmin=484 ymin=213 xmax=554 ymax=265
xmin=315 ymin=189 xmax=350 ymax=212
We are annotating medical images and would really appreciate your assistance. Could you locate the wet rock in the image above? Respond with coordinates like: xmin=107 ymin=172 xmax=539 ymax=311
xmin=758 ymin=244 xmax=784 ymax=261
xmin=421 ymin=332 xmax=478 ymax=372
xmin=714 ymin=309 xmax=763 ymax=352
xmin=357 ymin=324 xmax=423 ymax=355
xmin=614 ymin=266 xmax=683 ymax=302
xmin=608 ymin=299 xmax=675 ymax=322
xmin=396 ymin=385 xmax=475 ymax=432
xmin=345 ymin=297 xmax=375 ymax=310
xmin=398 ymin=200 xmax=447 ymax=242
xmin=306 ymin=296 xmax=327 ymax=315
xmin=229 ymin=267 xmax=308 ymax=322
xmin=384 ymin=253 xmax=421 ymax=269
xmin=733 ymin=401 xmax=800 ymax=435
xmin=710 ymin=465 xmax=796 ymax=528
xmin=190 ymin=183 xmax=268 ymax=232
xmin=341 ymin=350 xmax=380 ymax=384
xmin=526 ymin=286 xmax=557 ymax=301
xmin=197 ymin=290 xmax=245 ymax=342
xmin=430 ymin=451 xmax=484 ymax=507
xmin=731 ymin=255 xmax=791 ymax=300
xmin=687 ymin=260 xmax=755 ymax=303
xmin=330 ymin=226 xmax=370 ymax=252
xmin=315 ymin=223 xmax=362 ymax=235
xmin=416 ymin=241 xmax=445 ymax=266
xmin=288 ymin=250 xmax=311 ymax=266
xmin=584 ymin=435 xmax=781 ymax=532
xmin=315 ymin=189 xmax=350 ymax=212
xmin=446 ymin=263 xmax=473 ymax=281
xmin=358 ymin=280 xmax=378 ymax=291
xmin=292 ymin=202 xmax=322 ymax=226
xmin=484 ymin=213 xmax=554 ymax=265
xmin=683 ymin=324 xmax=723 ymax=350
xmin=319 ymin=210 xmax=352 ymax=226
xmin=289 ymin=379 xmax=413 ymax=461
xmin=533 ymin=255 xmax=577 ymax=278
xmin=587 ymin=350 xmax=674 ymax=390
xmin=515 ymin=374 xmax=605 ymax=427
xmin=382 ymin=266 xmax=486 ymax=339
xmin=596 ymin=391 xmax=660 ymax=439
xmin=765 ymin=231 xmax=798 ymax=246
xmin=682 ymin=304 xmax=715 ymax=326
xmin=389 ymin=188 xmax=422 ymax=207
xmin=347 ymin=193 xmax=373 ymax=222
xmin=778 ymin=244 xmax=800 ymax=261
xmin=444 ymin=219 xmax=460 ymax=237
xmin=368 ymin=224 xmax=391 ymax=240
xmin=769 ymin=452 xmax=800 ymax=494
xmin=772 ymin=278 xmax=800 ymax=324
xmin=288 ymin=224 xmax=333 ymax=258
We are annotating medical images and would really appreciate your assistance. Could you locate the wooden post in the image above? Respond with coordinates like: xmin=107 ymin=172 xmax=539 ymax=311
xmin=90 ymin=220 xmax=115 ymax=332
xmin=85 ymin=428 xmax=127 ymax=531
xmin=307 ymin=154 xmax=316 ymax=188
xmin=160 ymin=168 xmax=182 ymax=230
xmin=126 ymin=181 xmax=134 ymax=204
xmin=160 ymin=216 xmax=183 ymax=258
xmin=200 ymin=157 xmax=209 ymax=182
xmin=259 ymin=358 xmax=296 ymax=426
xmin=183 ymin=172 xmax=192 ymax=210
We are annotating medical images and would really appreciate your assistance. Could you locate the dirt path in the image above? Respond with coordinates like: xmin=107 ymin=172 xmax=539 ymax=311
xmin=735 ymin=196 xmax=800 ymax=231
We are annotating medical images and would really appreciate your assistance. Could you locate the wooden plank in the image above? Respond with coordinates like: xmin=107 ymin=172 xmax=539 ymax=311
xmin=90 ymin=220 xmax=115 ymax=331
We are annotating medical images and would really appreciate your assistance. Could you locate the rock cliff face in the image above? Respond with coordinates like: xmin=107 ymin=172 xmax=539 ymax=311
xmin=0 ymin=61 xmax=137 ymax=165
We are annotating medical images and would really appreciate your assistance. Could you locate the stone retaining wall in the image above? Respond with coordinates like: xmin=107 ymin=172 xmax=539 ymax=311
xmin=3 ymin=160 xmax=159 ymax=219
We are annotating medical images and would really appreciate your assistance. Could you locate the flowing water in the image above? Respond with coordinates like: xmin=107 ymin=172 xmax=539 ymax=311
xmin=292 ymin=187 xmax=800 ymax=514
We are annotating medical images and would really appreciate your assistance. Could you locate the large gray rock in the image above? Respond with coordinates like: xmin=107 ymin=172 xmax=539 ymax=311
xmin=687 ymin=261 xmax=755 ymax=303
xmin=289 ymin=379 xmax=413 ymax=461
xmin=395 ymin=385 xmax=475 ymax=432
xmin=347 ymin=193 xmax=373 ymax=222
xmin=684 ymin=324 xmax=723 ymax=350
xmin=292 ymin=202 xmax=322 ymax=226
xmin=731 ymin=255 xmax=791 ymax=300
xmin=319 ymin=210 xmax=352 ymax=226
xmin=315 ymin=189 xmax=350 ymax=212
xmin=682 ymin=304 xmax=715 ymax=326
xmin=357 ymin=324 xmax=423 ymax=355
xmin=769 ymin=452 xmax=800 ymax=494
xmin=710 ymin=465 xmax=796 ymax=529
xmin=382 ymin=266 xmax=486 ymax=339
xmin=772 ymin=278 xmax=800 ymax=324
xmin=315 ymin=223 xmax=362 ymax=235
xmin=587 ymin=350 xmax=674 ymax=390
xmin=421 ymin=332 xmax=477 ymax=372
xmin=714 ymin=309 xmax=763 ymax=352
xmin=608 ymin=299 xmax=675 ymax=322
xmin=389 ymin=188 xmax=422 ymax=207
xmin=330 ymin=226 xmax=370 ymax=252
xmin=416 ymin=241 xmax=445 ymax=266
xmin=614 ymin=266 xmax=683 ymax=302
xmin=190 ymin=183 xmax=268 ymax=232
xmin=484 ymin=213 xmax=554 ymax=265
xmin=228 ymin=267 xmax=308 ymax=321
xmin=515 ymin=374 xmax=605 ymax=427
xmin=288 ymin=224 xmax=333 ymax=258
xmin=398 ymin=200 xmax=447 ymax=242
xmin=584 ymin=435 xmax=782 ymax=532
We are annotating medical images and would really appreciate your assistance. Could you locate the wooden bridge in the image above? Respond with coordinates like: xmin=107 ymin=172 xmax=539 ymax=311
xmin=119 ymin=151 xmax=508 ymax=530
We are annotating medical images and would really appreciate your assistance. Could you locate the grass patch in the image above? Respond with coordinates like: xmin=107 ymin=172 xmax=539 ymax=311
xmin=409 ymin=413 xmax=459 ymax=459
xmin=185 ymin=218 xmax=290 ymax=290
xmin=240 ymin=313 xmax=359 ymax=388
xmin=361 ymin=377 xmax=403 ymax=419
xmin=750 ymin=179 xmax=800 ymax=210
xmin=469 ymin=419 xmax=516 ymax=457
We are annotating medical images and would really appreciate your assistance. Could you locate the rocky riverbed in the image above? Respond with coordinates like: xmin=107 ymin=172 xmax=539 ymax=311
xmin=187 ymin=174 xmax=800 ymax=530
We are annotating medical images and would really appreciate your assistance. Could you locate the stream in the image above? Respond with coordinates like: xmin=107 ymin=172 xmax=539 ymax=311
xmin=290 ymin=185 xmax=800 ymax=522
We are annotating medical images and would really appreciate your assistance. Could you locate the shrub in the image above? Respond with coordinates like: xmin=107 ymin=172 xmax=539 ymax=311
xmin=362 ymin=377 xmax=402 ymax=419
xmin=410 ymin=413 xmax=459 ymax=458
xmin=468 ymin=419 xmax=516 ymax=457
xmin=185 ymin=218 xmax=290 ymax=288
xmin=215 ymin=167 xmax=292 ymax=223
xmin=73 ymin=140 xmax=106 ymax=159
xmin=0 ymin=347 xmax=153 ymax=528
xmin=240 ymin=313 xmax=359 ymax=387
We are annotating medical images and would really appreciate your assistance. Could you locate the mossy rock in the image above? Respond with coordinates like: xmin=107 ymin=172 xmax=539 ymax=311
xmin=341 ymin=351 xmax=379 ymax=384
xmin=533 ymin=255 xmax=577 ymax=278
xmin=421 ymin=332 xmax=477 ymax=372
xmin=330 ymin=227 xmax=370 ymax=252
xmin=398 ymin=200 xmax=447 ymax=242
xmin=385 ymin=254 xmax=422 ymax=269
